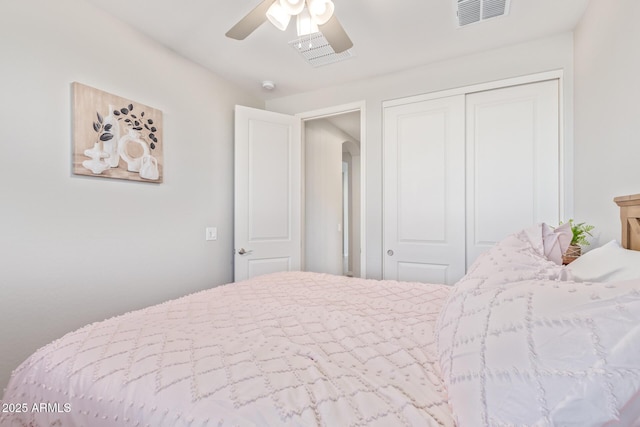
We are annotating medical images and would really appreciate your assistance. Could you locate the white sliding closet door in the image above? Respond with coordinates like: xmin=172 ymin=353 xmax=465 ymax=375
xmin=383 ymin=95 xmax=466 ymax=285
xmin=465 ymin=80 xmax=560 ymax=268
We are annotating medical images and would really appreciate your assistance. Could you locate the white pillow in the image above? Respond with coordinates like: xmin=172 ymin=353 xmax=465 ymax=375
xmin=566 ymin=240 xmax=640 ymax=282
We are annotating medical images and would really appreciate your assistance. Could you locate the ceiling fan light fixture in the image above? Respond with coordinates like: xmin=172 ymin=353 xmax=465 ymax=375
xmin=266 ymin=2 xmax=291 ymax=31
xmin=279 ymin=0 xmax=305 ymax=16
xmin=296 ymin=8 xmax=319 ymax=36
xmin=307 ymin=0 xmax=334 ymax=25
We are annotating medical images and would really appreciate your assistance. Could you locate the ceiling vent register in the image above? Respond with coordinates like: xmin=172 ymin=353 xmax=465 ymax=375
xmin=457 ymin=0 xmax=511 ymax=27
xmin=289 ymin=32 xmax=354 ymax=67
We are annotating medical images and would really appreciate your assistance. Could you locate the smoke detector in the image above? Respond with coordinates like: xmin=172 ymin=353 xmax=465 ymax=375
xmin=262 ymin=80 xmax=276 ymax=91
xmin=456 ymin=0 xmax=511 ymax=27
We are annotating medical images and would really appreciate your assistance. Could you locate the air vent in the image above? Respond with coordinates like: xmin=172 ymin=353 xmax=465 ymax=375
xmin=289 ymin=33 xmax=354 ymax=67
xmin=457 ymin=0 xmax=510 ymax=27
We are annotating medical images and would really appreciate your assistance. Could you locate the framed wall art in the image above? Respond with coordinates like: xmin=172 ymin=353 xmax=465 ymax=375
xmin=72 ymin=82 xmax=163 ymax=183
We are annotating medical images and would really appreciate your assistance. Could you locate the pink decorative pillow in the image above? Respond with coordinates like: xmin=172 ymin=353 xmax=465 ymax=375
xmin=542 ymin=222 xmax=572 ymax=265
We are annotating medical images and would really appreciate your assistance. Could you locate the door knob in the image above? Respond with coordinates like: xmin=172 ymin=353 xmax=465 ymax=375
xmin=238 ymin=248 xmax=252 ymax=255
xmin=387 ymin=249 xmax=394 ymax=256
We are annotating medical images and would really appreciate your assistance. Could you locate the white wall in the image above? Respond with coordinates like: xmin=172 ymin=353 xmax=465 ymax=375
xmin=574 ymin=0 xmax=640 ymax=246
xmin=304 ymin=120 xmax=348 ymax=275
xmin=342 ymin=144 xmax=362 ymax=278
xmin=267 ymin=33 xmax=575 ymax=278
xmin=351 ymin=152 xmax=361 ymax=277
xmin=0 ymin=0 xmax=262 ymax=390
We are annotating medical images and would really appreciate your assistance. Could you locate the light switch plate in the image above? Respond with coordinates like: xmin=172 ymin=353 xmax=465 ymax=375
xmin=205 ymin=227 xmax=217 ymax=241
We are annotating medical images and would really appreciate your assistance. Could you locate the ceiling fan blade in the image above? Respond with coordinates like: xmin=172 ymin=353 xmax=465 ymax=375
xmin=225 ymin=0 xmax=275 ymax=40
xmin=318 ymin=15 xmax=353 ymax=53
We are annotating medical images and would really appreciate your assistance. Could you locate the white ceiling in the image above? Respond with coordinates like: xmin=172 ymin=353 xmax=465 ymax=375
xmin=84 ymin=0 xmax=590 ymax=101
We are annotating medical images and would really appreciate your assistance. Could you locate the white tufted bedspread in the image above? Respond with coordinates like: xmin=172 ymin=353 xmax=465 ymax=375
xmin=1 ymin=272 xmax=454 ymax=427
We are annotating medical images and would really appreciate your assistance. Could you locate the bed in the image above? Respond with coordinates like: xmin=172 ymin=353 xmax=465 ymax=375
xmin=2 ymin=194 xmax=640 ymax=427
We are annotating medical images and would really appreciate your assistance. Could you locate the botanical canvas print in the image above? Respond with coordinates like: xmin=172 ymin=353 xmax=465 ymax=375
xmin=72 ymin=82 xmax=163 ymax=183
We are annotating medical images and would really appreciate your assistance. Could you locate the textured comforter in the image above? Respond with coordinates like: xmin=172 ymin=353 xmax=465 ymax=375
xmin=1 ymin=272 xmax=453 ymax=427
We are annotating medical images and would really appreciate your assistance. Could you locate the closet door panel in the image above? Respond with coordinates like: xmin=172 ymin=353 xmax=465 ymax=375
xmin=466 ymin=80 xmax=560 ymax=268
xmin=383 ymin=95 xmax=466 ymax=285
xmin=397 ymin=112 xmax=447 ymax=242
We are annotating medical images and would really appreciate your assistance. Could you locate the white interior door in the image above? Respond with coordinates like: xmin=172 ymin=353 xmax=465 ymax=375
xmin=234 ymin=105 xmax=301 ymax=281
xmin=465 ymin=80 xmax=560 ymax=267
xmin=383 ymin=95 xmax=466 ymax=285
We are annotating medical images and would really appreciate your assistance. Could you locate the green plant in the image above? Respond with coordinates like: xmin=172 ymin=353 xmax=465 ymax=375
xmin=563 ymin=219 xmax=595 ymax=246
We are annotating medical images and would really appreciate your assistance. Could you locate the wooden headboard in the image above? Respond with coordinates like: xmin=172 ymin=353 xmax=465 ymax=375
xmin=614 ymin=193 xmax=640 ymax=251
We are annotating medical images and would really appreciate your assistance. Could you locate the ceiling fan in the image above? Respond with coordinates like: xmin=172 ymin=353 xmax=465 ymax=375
xmin=225 ymin=0 xmax=353 ymax=54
